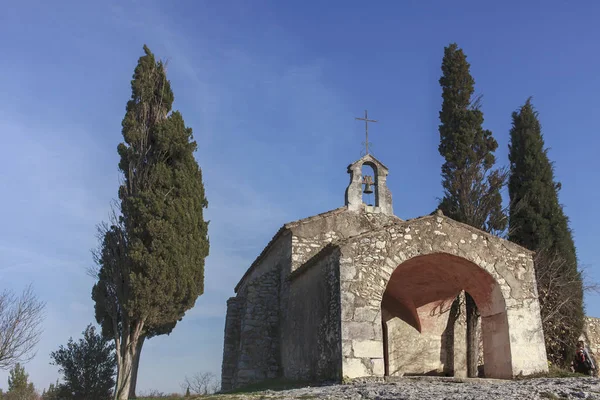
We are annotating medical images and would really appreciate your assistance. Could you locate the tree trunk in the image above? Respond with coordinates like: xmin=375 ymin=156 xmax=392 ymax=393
xmin=465 ymin=293 xmax=479 ymax=378
xmin=115 ymin=324 xmax=143 ymax=400
xmin=115 ymin=349 xmax=134 ymax=400
xmin=128 ymin=335 xmax=146 ymax=399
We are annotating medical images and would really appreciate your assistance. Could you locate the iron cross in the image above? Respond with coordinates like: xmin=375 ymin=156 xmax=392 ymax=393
xmin=355 ymin=110 xmax=377 ymax=155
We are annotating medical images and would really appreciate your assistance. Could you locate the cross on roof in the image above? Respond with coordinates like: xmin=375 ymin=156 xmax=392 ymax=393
xmin=355 ymin=110 xmax=377 ymax=155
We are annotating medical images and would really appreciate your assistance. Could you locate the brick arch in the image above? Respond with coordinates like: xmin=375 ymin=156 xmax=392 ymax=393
xmin=338 ymin=215 xmax=547 ymax=380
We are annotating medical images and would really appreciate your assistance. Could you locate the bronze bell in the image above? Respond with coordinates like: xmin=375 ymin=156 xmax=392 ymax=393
xmin=363 ymin=175 xmax=374 ymax=194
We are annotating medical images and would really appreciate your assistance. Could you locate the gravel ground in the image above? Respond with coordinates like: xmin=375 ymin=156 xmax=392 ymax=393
xmin=211 ymin=377 xmax=600 ymax=400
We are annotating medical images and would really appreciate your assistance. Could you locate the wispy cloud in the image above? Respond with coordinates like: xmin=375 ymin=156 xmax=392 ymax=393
xmin=0 ymin=0 xmax=351 ymax=394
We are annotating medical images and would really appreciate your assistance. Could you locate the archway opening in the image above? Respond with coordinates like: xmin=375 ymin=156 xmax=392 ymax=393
xmin=381 ymin=253 xmax=511 ymax=379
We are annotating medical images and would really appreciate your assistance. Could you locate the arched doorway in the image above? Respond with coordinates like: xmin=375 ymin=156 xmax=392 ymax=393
xmin=381 ymin=253 xmax=511 ymax=378
xmin=338 ymin=215 xmax=548 ymax=380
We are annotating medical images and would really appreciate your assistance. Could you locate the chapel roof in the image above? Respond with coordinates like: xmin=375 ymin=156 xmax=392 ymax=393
xmin=234 ymin=207 xmax=348 ymax=292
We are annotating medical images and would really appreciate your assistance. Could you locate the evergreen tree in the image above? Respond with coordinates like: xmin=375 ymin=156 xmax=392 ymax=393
xmin=7 ymin=363 xmax=37 ymax=400
xmin=41 ymin=381 xmax=64 ymax=400
xmin=437 ymin=43 xmax=507 ymax=377
xmin=50 ymin=324 xmax=116 ymax=400
xmin=92 ymin=45 xmax=209 ymax=400
xmin=508 ymin=98 xmax=584 ymax=366
xmin=8 ymin=364 xmax=28 ymax=392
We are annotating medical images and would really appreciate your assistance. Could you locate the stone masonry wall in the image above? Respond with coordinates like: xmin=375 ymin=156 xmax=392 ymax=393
xmin=233 ymin=266 xmax=281 ymax=388
xmin=290 ymin=209 xmax=401 ymax=272
xmin=223 ymin=209 xmax=399 ymax=390
xmin=276 ymin=209 xmax=399 ymax=383
xmin=337 ymin=215 xmax=548 ymax=379
xmin=583 ymin=317 xmax=600 ymax=355
xmin=387 ymin=298 xmax=467 ymax=377
xmin=222 ymin=231 xmax=291 ymax=391
xmin=221 ymin=297 xmax=243 ymax=391
xmin=281 ymin=249 xmax=342 ymax=381
xmin=388 ymin=315 xmax=444 ymax=375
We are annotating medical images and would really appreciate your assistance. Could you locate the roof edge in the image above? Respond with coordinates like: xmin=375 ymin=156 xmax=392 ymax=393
xmin=332 ymin=214 xmax=535 ymax=255
xmin=234 ymin=225 xmax=288 ymax=293
xmin=234 ymin=206 xmax=349 ymax=293
xmin=284 ymin=206 xmax=348 ymax=229
xmin=288 ymin=243 xmax=338 ymax=282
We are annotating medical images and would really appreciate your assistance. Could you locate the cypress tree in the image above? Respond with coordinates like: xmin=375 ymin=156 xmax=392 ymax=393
xmin=508 ymin=98 xmax=583 ymax=366
xmin=437 ymin=43 xmax=507 ymax=377
xmin=92 ymin=45 xmax=209 ymax=400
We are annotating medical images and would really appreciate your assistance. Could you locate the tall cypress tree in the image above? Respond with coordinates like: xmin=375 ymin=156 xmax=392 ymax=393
xmin=92 ymin=45 xmax=209 ymax=400
xmin=437 ymin=43 xmax=506 ymax=377
xmin=508 ymin=98 xmax=583 ymax=366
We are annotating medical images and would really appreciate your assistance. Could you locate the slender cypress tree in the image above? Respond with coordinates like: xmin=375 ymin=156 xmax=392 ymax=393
xmin=508 ymin=98 xmax=583 ymax=366
xmin=437 ymin=43 xmax=507 ymax=377
xmin=92 ymin=45 xmax=209 ymax=400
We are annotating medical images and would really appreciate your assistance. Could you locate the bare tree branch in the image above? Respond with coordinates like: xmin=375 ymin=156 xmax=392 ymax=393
xmin=0 ymin=285 xmax=45 ymax=369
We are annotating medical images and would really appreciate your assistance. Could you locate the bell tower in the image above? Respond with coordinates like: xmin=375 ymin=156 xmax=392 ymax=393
xmin=345 ymin=154 xmax=393 ymax=215
xmin=346 ymin=110 xmax=393 ymax=215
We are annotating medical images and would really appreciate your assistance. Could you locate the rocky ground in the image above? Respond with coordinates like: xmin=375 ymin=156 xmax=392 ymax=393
xmin=206 ymin=376 xmax=600 ymax=399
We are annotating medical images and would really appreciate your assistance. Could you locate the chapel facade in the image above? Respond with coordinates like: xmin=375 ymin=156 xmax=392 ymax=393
xmin=220 ymin=153 xmax=548 ymax=391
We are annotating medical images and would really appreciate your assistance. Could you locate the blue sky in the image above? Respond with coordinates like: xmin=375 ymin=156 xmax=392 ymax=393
xmin=1 ymin=0 xmax=599 ymax=394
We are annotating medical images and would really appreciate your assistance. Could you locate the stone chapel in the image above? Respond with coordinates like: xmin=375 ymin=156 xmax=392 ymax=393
xmin=220 ymin=153 xmax=548 ymax=391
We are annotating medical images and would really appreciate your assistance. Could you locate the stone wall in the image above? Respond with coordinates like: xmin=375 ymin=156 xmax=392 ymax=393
xmin=337 ymin=215 xmax=548 ymax=379
xmin=583 ymin=317 xmax=600 ymax=355
xmin=221 ymin=297 xmax=244 ymax=391
xmin=236 ymin=266 xmax=281 ymax=386
xmin=386 ymin=298 xmax=467 ymax=377
xmin=289 ymin=209 xmax=401 ymax=272
xmin=223 ymin=209 xmax=396 ymax=390
xmin=223 ymin=208 xmax=547 ymax=390
xmin=277 ymin=209 xmax=400 ymax=383
xmin=281 ymin=248 xmax=342 ymax=381
xmin=221 ymin=232 xmax=291 ymax=390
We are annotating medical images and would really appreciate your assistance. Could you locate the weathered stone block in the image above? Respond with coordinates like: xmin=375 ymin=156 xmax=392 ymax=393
xmin=342 ymin=322 xmax=376 ymax=340
xmin=353 ymin=307 xmax=379 ymax=322
xmin=343 ymin=357 xmax=369 ymax=378
xmin=371 ymin=358 xmax=385 ymax=376
xmin=341 ymin=264 xmax=357 ymax=281
xmin=342 ymin=340 xmax=353 ymax=356
xmin=353 ymin=340 xmax=383 ymax=358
